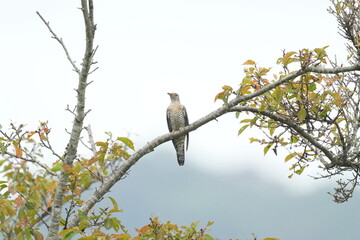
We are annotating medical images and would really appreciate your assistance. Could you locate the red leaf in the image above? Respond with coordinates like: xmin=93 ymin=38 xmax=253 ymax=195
xmin=73 ymin=187 xmax=81 ymax=196
xmin=86 ymin=157 xmax=97 ymax=166
xmin=43 ymin=128 xmax=50 ymax=134
xmin=14 ymin=195 xmax=22 ymax=207
xmin=46 ymin=199 xmax=54 ymax=208
xmin=62 ymin=165 xmax=73 ymax=173
xmin=136 ymin=225 xmax=150 ymax=234
xmin=27 ymin=131 xmax=37 ymax=138
xmin=214 ymin=92 xmax=223 ymax=102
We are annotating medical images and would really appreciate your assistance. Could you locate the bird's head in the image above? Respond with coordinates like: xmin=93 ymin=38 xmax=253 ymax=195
xmin=167 ymin=92 xmax=180 ymax=102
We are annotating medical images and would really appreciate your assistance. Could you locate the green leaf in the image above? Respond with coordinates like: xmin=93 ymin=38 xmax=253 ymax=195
xmin=263 ymin=142 xmax=274 ymax=155
xmin=298 ymin=108 xmax=307 ymax=121
xmin=295 ymin=166 xmax=306 ymax=175
xmin=284 ymin=153 xmax=297 ymax=162
xmin=269 ymin=127 xmax=275 ymax=136
xmin=308 ymin=82 xmax=317 ymax=92
xmin=241 ymin=76 xmax=253 ymax=84
xmin=111 ymin=217 xmax=121 ymax=232
xmin=203 ymin=234 xmax=215 ymax=240
xmin=64 ymin=231 xmax=78 ymax=240
xmin=104 ymin=218 xmax=112 ymax=230
xmin=240 ymin=119 xmax=252 ymax=123
xmin=108 ymin=196 xmax=122 ymax=213
xmin=59 ymin=229 xmax=80 ymax=240
xmin=314 ymin=45 xmax=328 ymax=58
xmin=117 ymin=137 xmax=135 ymax=151
xmin=206 ymin=221 xmax=214 ymax=227
xmin=273 ymin=87 xmax=282 ymax=102
xmin=51 ymin=161 xmax=63 ymax=172
xmin=250 ymin=117 xmax=258 ymax=127
xmin=24 ymin=227 xmax=32 ymax=240
xmin=105 ymin=131 xmax=113 ymax=138
xmin=238 ymin=125 xmax=249 ymax=136
xmin=96 ymin=141 xmax=108 ymax=147
xmin=78 ymin=237 xmax=97 ymax=240
xmin=249 ymin=137 xmax=259 ymax=143
xmin=291 ymin=135 xmax=299 ymax=143
xmin=318 ymin=108 xmax=328 ymax=119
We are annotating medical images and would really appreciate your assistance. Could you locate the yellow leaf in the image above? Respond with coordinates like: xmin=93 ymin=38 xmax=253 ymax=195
xmin=243 ymin=59 xmax=256 ymax=65
xmin=241 ymin=85 xmax=251 ymax=95
xmin=222 ymin=85 xmax=233 ymax=91
xmin=282 ymin=51 xmax=297 ymax=65
xmin=14 ymin=144 xmax=22 ymax=158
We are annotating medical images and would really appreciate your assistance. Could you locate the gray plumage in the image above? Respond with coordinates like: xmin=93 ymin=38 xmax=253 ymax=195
xmin=166 ymin=92 xmax=189 ymax=166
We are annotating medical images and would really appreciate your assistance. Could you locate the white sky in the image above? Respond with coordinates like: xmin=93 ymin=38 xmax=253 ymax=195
xmin=0 ymin=0 xmax=348 ymax=194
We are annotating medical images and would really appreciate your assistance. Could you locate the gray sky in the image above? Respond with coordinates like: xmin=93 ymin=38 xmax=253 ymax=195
xmin=1 ymin=0 xmax=346 ymax=189
xmin=1 ymin=0 xmax=358 ymax=238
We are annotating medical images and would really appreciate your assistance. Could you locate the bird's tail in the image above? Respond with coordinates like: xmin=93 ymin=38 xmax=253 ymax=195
xmin=173 ymin=138 xmax=185 ymax=166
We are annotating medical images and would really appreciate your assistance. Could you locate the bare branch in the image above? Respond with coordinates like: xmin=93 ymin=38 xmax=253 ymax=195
xmin=36 ymin=11 xmax=80 ymax=74
xmin=46 ymin=0 xmax=97 ymax=238
xmin=84 ymin=124 xmax=96 ymax=155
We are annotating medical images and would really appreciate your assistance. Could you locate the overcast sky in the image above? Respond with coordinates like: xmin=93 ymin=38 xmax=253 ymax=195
xmin=1 ymin=0 xmax=358 ymax=238
xmin=0 ymin=0 xmax=348 ymax=191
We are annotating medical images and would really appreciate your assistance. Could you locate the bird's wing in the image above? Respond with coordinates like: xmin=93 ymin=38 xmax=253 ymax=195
xmin=183 ymin=105 xmax=190 ymax=151
xmin=166 ymin=108 xmax=173 ymax=132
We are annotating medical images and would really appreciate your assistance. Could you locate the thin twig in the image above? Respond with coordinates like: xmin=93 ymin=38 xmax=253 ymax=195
xmin=36 ymin=11 xmax=80 ymax=74
xmin=84 ymin=125 xmax=96 ymax=155
xmin=18 ymin=191 xmax=51 ymax=229
xmin=5 ymin=151 xmax=58 ymax=177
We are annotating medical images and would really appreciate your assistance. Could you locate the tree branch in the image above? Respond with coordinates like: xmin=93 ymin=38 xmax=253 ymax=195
xmin=36 ymin=11 xmax=80 ymax=74
xmin=5 ymin=151 xmax=58 ymax=177
xmin=66 ymin=63 xmax=360 ymax=229
xmin=84 ymin=124 xmax=97 ymax=155
xmin=46 ymin=0 xmax=96 ymax=239
xmin=228 ymin=106 xmax=336 ymax=166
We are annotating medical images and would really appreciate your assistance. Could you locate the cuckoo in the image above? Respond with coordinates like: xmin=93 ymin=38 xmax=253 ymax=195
xmin=166 ymin=93 xmax=189 ymax=166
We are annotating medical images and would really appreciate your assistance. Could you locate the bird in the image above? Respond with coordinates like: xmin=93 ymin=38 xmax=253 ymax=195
xmin=166 ymin=92 xmax=189 ymax=166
